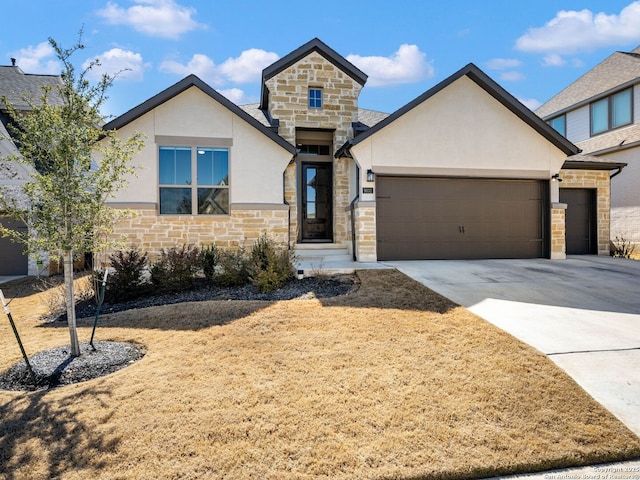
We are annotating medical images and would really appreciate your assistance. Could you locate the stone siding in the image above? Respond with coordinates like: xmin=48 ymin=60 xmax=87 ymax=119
xmin=106 ymin=205 xmax=290 ymax=259
xmin=266 ymin=51 xmax=362 ymax=246
xmin=550 ymin=206 xmax=567 ymax=259
xmin=559 ymin=169 xmax=611 ymax=255
xmin=353 ymin=201 xmax=376 ymax=261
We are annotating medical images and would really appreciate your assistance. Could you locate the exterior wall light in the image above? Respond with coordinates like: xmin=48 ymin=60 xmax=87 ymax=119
xmin=551 ymin=173 xmax=563 ymax=182
xmin=367 ymin=169 xmax=375 ymax=182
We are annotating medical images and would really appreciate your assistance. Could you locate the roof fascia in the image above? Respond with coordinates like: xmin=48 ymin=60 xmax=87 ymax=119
xmin=260 ymin=38 xmax=368 ymax=110
xmin=103 ymin=75 xmax=296 ymax=154
xmin=562 ymin=159 xmax=627 ymax=170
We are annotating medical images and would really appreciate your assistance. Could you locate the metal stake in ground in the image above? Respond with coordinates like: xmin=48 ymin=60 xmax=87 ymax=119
xmin=0 ymin=289 xmax=37 ymax=386
xmin=89 ymin=269 xmax=109 ymax=350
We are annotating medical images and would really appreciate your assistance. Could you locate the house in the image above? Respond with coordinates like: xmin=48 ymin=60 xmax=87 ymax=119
xmin=536 ymin=47 xmax=639 ymax=252
xmin=103 ymin=38 xmax=621 ymax=264
xmin=0 ymin=62 xmax=62 ymax=276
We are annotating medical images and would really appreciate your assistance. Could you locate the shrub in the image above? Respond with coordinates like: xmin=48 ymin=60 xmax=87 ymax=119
xmin=610 ymin=236 xmax=637 ymax=259
xmin=150 ymin=244 xmax=200 ymax=292
xmin=103 ymin=248 xmax=149 ymax=302
xmin=200 ymin=245 xmax=220 ymax=282
xmin=216 ymin=248 xmax=250 ymax=287
xmin=249 ymin=234 xmax=295 ymax=292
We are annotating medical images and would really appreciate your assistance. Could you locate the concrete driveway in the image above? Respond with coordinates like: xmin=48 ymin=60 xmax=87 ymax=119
xmin=384 ymin=256 xmax=640 ymax=437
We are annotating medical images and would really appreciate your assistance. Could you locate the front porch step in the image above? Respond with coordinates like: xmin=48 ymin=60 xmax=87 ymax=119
xmin=293 ymin=243 xmax=352 ymax=263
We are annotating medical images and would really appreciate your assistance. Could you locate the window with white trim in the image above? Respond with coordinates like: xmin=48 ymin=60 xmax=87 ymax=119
xmin=159 ymin=146 xmax=229 ymax=214
xmin=309 ymin=88 xmax=323 ymax=109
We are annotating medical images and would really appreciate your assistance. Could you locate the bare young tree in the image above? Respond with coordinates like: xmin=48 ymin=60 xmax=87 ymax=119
xmin=0 ymin=35 xmax=144 ymax=356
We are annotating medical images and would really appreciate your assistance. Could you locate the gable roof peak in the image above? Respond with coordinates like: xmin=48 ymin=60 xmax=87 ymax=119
xmin=259 ymin=38 xmax=367 ymax=109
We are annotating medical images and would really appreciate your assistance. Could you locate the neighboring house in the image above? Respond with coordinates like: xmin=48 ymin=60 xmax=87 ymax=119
xmin=537 ymin=47 xmax=639 ymax=252
xmin=103 ymin=38 xmax=621 ymax=263
xmin=0 ymin=62 xmax=62 ymax=276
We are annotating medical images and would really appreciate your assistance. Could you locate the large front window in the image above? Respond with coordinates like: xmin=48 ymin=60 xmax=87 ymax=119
xmin=159 ymin=146 xmax=229 ymax=214
xmin=590 ymin=88 xmax=632 ymax=136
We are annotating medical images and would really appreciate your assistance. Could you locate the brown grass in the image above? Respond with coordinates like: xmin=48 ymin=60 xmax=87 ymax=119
xmin=1 ymin=270 xmax=639 ymax=480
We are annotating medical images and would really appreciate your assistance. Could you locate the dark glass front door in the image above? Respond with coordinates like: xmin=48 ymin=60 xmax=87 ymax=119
xmin=301 ymin=162 xmax=332 ymax=241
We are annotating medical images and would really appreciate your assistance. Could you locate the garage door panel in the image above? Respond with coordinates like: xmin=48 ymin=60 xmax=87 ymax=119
xmin=0 ymin=217 xmax=28 ymax=275
xmin=376 ymin=177 xmax=547 ymax=260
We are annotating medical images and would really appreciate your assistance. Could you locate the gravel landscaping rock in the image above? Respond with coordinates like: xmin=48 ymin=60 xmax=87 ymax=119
xmin=0 ymin=341 xmax=145 ymax=392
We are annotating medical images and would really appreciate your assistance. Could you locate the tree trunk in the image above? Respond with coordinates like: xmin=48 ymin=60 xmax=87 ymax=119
xmin=63 ymin=250 xmax=81 ymax=357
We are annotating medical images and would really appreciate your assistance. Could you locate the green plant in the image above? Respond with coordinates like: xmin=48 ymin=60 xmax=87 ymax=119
xmin=200 ymin=245 xmax=220 ymax=282
xmin=249 ymin=234 xmax=295 ymax=292
xmin=216 ymin=248 xmax=250 ymax=287
xmin=150 ymin=245 xmax=200 ymax=292
xmin=610 ymin=236 xmax=637 ymax=258
xmin=102 ymin=248 xmax=149 ymax=302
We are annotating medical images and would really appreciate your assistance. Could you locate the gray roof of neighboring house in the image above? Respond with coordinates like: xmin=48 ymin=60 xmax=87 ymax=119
xmin=575 ymin=123 xmax=640 ymax=155
xmin=0 ymin=65 xmax=63 ymax=110
xmin=338 ymin=63 xmax=579 ymax=158
xmin=238 ymin=104 xmax=389 ymax=130
xmin=536 ymin=46 xmax=640 ymax=119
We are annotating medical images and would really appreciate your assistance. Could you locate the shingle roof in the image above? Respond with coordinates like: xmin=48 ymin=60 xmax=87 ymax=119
xmin=536 ymin=47 xmax=640 ymax=119
xmin=575 ymin=123 xmax=640 ymax=155
xmin=0 ymin=65 xmax=63 ymax=110
xmin=562 ymin=153 xmax=627 ymax=170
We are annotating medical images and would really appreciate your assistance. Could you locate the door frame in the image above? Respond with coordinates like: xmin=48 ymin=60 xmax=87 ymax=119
xmin=298 ymin=161 xmax=333 ymax=243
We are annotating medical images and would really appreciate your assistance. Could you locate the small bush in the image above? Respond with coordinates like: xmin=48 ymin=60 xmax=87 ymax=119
xmin=150 ymin=245 xmax=200 ymax=292
xmin=249 ymin=234 xmax=295 ymax=292
xmin=216 ymin=248 xmax=250 ymax=287
xmin=200 ymin=245 xmax=220 ymax=282
xmin=103 ymin=248 xmax=149 ymax=302
xmin=610 ymin=236 xmax=637 ymax=259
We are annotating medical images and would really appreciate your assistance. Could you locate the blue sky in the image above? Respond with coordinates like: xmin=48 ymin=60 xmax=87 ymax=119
xmin=3 ymin=1 xmax=640 ymax=118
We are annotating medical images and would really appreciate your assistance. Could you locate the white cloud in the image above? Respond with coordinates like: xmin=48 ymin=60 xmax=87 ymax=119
xmin=500 ymin=71 xmax=525 ymax=82
xmin=97 ymin=0 xmax=205 ymax=39
xmin=518 ymin=97 xmax=542 ymax=111
xmin=219 ymin=88 xmax=255 ymax=105
xmin=542 ymin=54 xmax=567 ymax=67
xmin=159 ymin=53 xmax=222 ymax=85
xmin=83 ymin=48 xmax=150 ymax=82
xmin=485 ymin=58 xmax=522 ymax=70
xmin=347 ymin=44 xmax=434 ymax=87
xmin=515 ymin=2 xmax=640 ymax=53
xmin=159 ymin=48 xmax=279 ymax=87
xmin=11 ymin=41 xmax=59 ymax=74
xmin=218 ymin=49 xmax=279 ymax=84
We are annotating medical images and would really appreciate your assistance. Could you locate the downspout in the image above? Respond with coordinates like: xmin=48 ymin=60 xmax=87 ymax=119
xmin=610 ymin=166 xmax=624 ymax=179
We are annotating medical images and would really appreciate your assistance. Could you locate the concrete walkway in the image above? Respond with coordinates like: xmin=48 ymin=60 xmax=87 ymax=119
xmin=385 ymin=256 xmax=640 ymax=438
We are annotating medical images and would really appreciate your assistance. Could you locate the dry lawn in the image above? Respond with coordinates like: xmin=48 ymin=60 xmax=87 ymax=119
xmin=1 ymin=270 xmax=639 ymax=480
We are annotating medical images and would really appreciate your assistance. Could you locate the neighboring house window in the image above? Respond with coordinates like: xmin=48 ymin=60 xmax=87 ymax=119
xmin=159 ymin=146 xmax=229 ymax=215
xmin=590 ymin=88 xmax=632 ymax=136
xmin=548 ymin=115 xmax=566 ymax=136
xmin=309 ymin=88 xmax=323 ymax=108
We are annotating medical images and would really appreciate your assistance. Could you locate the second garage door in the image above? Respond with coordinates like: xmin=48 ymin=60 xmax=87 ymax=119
xmin=376 ymin=177 xmax=548 ymax=260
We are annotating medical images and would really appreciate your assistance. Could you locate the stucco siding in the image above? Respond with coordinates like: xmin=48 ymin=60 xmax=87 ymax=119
xmin=108 ymin=86 xmax=292 ymax=206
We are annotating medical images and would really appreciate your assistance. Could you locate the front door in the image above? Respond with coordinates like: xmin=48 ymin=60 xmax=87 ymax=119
xmin=301 ymin=162 xmax=333 ymax=241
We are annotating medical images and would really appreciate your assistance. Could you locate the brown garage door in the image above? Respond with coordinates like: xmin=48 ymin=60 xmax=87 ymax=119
xmin=560 ymin=188 xmax=597 ymax=255
xmin=376 ymin=177 xmax=548 ymax=260
xmin=0 ymin=217 xmax=28 ymax=275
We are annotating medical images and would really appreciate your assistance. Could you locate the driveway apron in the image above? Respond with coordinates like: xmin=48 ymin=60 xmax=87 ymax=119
xmin=384 ymin=256 xmax=640 ymax=437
